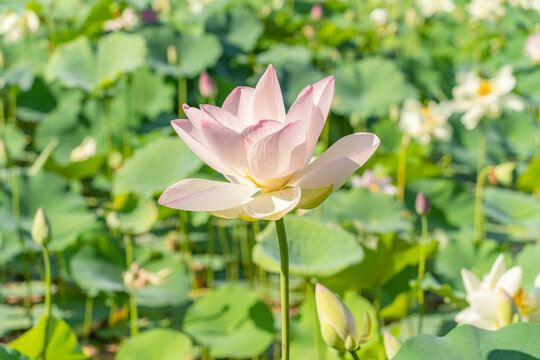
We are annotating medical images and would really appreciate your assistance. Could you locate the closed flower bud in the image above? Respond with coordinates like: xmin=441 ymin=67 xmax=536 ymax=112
xmin=311 ymin=4 xmax=323 ymax=20
xmin=525 ymin=33 xmax=540 ymax=64
xmin=415 ymin=192 xmax=430 ymax=215
xmin=359 ymin=311 xmax=373 ymax=344
xmin=488 ymin=162 xmax=515 ymax=187
xmin=315 ymin=283 xmax=359 ymax=352
xmin=31 ymin=207 xmax=51 ymax=246
xmin=496 ymin=288 xmax=520 ymax=327
xmin=198 ymin=71 xmax=217 ymax=98
xmin=384 ymin=332 xmax=402 ymax=359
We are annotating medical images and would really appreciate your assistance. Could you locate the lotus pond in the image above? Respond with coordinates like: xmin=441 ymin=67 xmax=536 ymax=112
xmin=0 ymin=0 xmax=540 ymax=359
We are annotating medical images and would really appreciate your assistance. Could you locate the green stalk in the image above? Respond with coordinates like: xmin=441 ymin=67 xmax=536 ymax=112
xmin=42 ymin=245 xmax=52 ymax=360
xmin=397 ymin=134 xmax=410 ymax=202
xmin=473 ymin=130 xmax=487 ymax=245
xmin=178 ymin=78 xmax=187 ymax=117
xmin=350 ymin=351 xmax=360 ymax=360
xmin=124 ymin=235 xmax=139 ymax=336
xmin=180 ymin=211 xmax=198 ymax=290
xmin=275 ymin=218 xmax=290 ymax=360
xmin=309 ymin=283 xmax=325 ymax=360
xmin=206 ymin=220 xmax=215 ymax=289
xmin=417 ymin=215 xmax=428 ymax=334
xmin=0 ymin=98 xmax=5 ymax=131
xmin=83 ymin=296 xmax=94 ymax=340
xmin=239 ymin=222 xmax=252 ymax=286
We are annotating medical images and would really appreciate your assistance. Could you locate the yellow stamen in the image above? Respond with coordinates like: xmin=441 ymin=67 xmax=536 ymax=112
xmin=477 ymin=79 xmax=493 ymax=97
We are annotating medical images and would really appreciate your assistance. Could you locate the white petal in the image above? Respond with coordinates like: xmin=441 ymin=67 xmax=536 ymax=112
xmin=496 ymin=266 xmax=522 ymax=297
xmin=461 ymin=269 xmax=481 ymax=295
xmin=469 ymin=289 xmax=498 ymax=322
xmin=252 ymin=65 xmax=286 ymax=123
xmin=242 ymin=186 xmax=301 ymax=220
xmin=290 ymin=133 xmax=380 ymax=189
xmin=159 ymin=179 xmax=259 ymax=211
xmin=484 ymin=254 xmax=506 ymax=290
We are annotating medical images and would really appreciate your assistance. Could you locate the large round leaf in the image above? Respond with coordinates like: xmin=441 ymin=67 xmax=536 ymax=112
xmin=0 ymin=171 xmax=97 ymax=251
xmin=394 ymin=323 xmax=540 ymax=360
xmin=112 ymin=137 xmax=203 ymax=197
xmin=322 ymin=188 xmax=411 ymax=234
xmin=143 ymin=27 xmax=222 ymax=78
xmin=252 ymin=216 xmax=364 ymax=277
xmin=116 ymin=328 xmax=196 ymax=360
xmin=183 ymin=285 xmax=274 ymax=358
xmin=333 ymin=57 xmax=415 ymax=118
xmin=9 ymin=315 xmax=86 ymax=360
xmin=45 ymin=33 xmax=147 ymax=91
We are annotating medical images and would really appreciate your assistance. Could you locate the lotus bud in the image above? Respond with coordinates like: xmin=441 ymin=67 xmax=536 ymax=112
xmin=198 ymin=71 xmax=217 ymax=98
xmin=384 ymin=332 xmax=402 ymax=359
xmin=359 ymin=311 xmax=373 ymax=344
xmin=311 ymin=4 xmax=323 ymax=20
xmin=415 ymin=192 xmax=430 ymax=216
xmin=488 ymin=162 xmax=515 ymax=187
xmin=370 ymin=8 xmax=388 ymax=26
xmin=496 ymin=288 xmax=520 ymax=327
xmin=315 ymin=283 xmax=360 ymax=352
xmin=32 ymin=207 xmax=51 ymax=246
xmin=525 ymin=33 xmax=540 ymax=64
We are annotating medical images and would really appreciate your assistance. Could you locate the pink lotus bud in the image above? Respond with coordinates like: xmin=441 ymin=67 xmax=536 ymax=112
xmin=415 ymin=192 xmax=430 ymax=215
xmin=141 ymin=10 xmax=158 ymax=23
xmin=525 ymin=33 xmax=540 ymax=64
xmin=198 ymin=71 xmax=217 ymax=98
xmin=311 ymin=4 xmax=323 ymax=20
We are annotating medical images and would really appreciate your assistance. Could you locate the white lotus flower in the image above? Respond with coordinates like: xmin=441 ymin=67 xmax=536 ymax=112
xmin=0 ymin=10 xmax=39 ymax=45
xmin=370 ymin=8 xmax=388 ymax=26
xmin=456 ymin=254 xmax=540 ymax=330
xmin=525 ymin=33 xmax=540 ymax=64
xmin=452 ymin=66 xmax=524 ymax=130
xmin=350 ymin=170 xmax=397 ymax=195
xmin=399 ymin=99 xmax=452 ymax=144
xmin=466 ymin=0 xmax=505 ymax=20
xmin=416 ymin=0 xmax=455 ymax=17
xmin=103 ymin=8 xmax=138 ymax=32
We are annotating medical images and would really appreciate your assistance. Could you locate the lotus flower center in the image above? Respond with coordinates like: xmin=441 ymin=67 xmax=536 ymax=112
xmin=477 ymin=79 xmax=493 ymax=97
xmin=513 ymin=287 xmax=535 ymax=316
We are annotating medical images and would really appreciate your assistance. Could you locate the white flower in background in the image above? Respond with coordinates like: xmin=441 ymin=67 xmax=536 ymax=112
xmin=466 ymin=0 xmax=505 ymax=20
xmin=456 ymin=254 xmax=540 ymax=330
xmin=188 ymin=0 xmax=215 ymax=14
xmin=70 ymin=136 xmax=97 ymax=162
xmin=399 ymin=99 xmax=453 ymax=144
xmin=370 ymin=8 xmax=388 ymax=26
xmin=452 ymin=66 xmax=524 ymax=130
xmin=417 ymin=0 xmax=455 ymax=17
xmin=103 ymin=8 xmax=138 ymax=32
xmin=525 ymin=33 xmax=540 ymax=63
xmin=152 ymin=0 xmax=171 ymax=14
xmin=351 ymin=170 xmax=397 ymax=195
xmin=0 ymin=10 xmax=39 ymax=45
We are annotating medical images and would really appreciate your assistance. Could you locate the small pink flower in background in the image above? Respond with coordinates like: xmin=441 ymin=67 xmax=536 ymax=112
xmin=525 ymin=33 xmax=540 ymax=64
xmin=351 ymin=170 xmax=396 ymax=195
xmin=159 ymin=65 xmax=380 ymax=220
xmin=311 ymin=4 xmax=323 ymax=20
xmin=198 ymin=71 xmax=217 ymax=98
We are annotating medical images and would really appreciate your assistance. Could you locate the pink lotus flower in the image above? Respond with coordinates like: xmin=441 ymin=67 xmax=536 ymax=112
xmin=159 ymin=65 xmax=380 ymax=220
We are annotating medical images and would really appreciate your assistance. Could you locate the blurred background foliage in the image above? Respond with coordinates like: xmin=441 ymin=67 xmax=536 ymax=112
xmin=0 ymin=0 xmax=539 ymax=359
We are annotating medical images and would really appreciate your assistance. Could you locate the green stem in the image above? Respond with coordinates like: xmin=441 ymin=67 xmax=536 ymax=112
xmin=178 ymin=78 xmax=187 ymax=117
xmin=83 ymin=296 xmax=94 ymax=340
xmin=124 ymin=235 xmax=139 ymax=336
xmin=473 ymin=130 xmax=487 ymax=245
xmin=180 ymin=211 xmax=198 ymax=290
xmin=239 ymin=222 xmax=252 ymax=286
xmin=309 ymin=283 xmax=324 ymax=360
xmin=397 ymin=134 xmax=410 ymax=202
xmin=350 ymin=351 xmax=361 ymax=360
xmin=0 ymin=98 xmax=5 ymax=131
xmin=206 ymin=220 xmax=214 ymax=289
xmin=275 ymin=218 xmax=290 ymax=360
xmin=42 ymin=245 xmax=52 ymax=360
xmin=417 ymin=215 xmax=428 ymax=334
